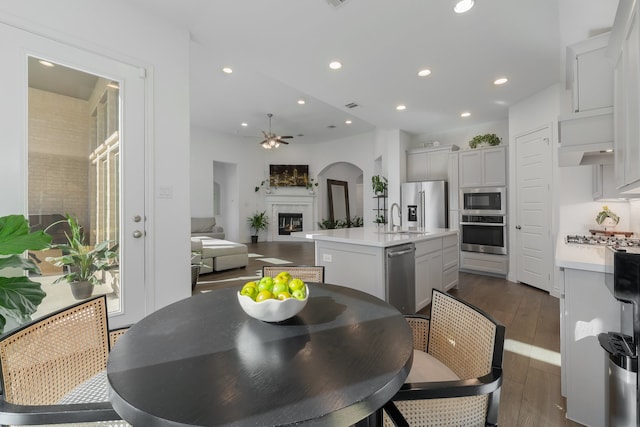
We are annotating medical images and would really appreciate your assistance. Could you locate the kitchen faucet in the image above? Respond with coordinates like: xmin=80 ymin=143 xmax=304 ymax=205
xmin=390 ymin=203 xmax=401 ymax=231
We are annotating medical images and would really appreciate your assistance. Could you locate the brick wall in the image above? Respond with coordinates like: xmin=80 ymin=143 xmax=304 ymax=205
xmin=28 ymin=88 xmax=93 ymax=236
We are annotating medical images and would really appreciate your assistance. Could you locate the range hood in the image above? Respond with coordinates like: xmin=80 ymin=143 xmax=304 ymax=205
xmin=558 ymin=107 xmax=614 ymax=167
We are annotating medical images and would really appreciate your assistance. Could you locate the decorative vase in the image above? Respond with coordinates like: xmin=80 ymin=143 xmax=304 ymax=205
xmin=70 ymin=280 xmax=94 ymax=300
xmin=251 ymin=235 xmax=258 ymax=243
xmin=601 ymin=217 xmax=619 ymax=230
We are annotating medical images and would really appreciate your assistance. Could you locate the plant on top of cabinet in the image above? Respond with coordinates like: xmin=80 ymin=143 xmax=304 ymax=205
xmin=468 ymin=133 xmax=501 ymax=149
xmin=371 ymin=175 xmax=387 ymax=195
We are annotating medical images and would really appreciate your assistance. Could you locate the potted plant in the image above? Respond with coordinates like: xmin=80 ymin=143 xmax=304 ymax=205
xmin=45 ymin=214 xmax=119 ymax=300
xmin=371 ymin=175 xmax=388 ymax=195
xmin=305 ymin=178 xmax=319 ymax=193
xmin=247 ymin=210 xmax=269 ymax=243
xmin=0 ymin=214 xmax=51 ymax=334
xmin=596 ymin=205 xmax=620 ymax=229
xmin=468 ymin=133 xmax=502 ymax=149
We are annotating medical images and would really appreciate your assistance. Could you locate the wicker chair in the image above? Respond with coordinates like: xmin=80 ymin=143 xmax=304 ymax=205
xmin=0 ymin=295 xmax=130 ymax=426
xmin=262 ymin=265 xmax=325 ymax=283
xmin=383 ymin=289 xmax=505 ymax=427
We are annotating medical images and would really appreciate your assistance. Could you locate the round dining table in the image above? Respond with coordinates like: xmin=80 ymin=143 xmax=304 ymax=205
xmin=107 ymin=283 xmax=413 ymax=426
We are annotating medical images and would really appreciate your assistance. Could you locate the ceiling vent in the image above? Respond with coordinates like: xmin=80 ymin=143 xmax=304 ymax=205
xmin=344 ymin=102 xmax=359 ymax=109
xmin=326 ymin=0 xmax=349 ymax=7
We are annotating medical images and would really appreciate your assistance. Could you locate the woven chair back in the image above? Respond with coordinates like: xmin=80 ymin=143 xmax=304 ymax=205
xmin=0 ymin=296 xmax=110 ymax=405
xmin=405 ymin=316 xmax=429 ymax=352
xmin=262 ymin=265 xmax=325 ymax=283
xmin=427 ymin=291 xmax=496 ymax=380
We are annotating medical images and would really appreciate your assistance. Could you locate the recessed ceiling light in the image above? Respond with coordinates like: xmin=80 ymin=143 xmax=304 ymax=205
xmin=297 ymin=99 xmax=306 ymax=105
xmin=345 ymin=120 xmax=352 ymax=125
xmin=396 ymin=105 xmax=407 ymax=111
xmin=461 ymin=112 xmax=471 ymax=118
xmin=494 ymin=77 xmax=508 ymax=85
xmin=38 ymin=60 xmax=54 ymax=67
xmin=241 ymin=122 xmax=248 ymax=127
xmin=454 ymin=0 xmax=474 ymax=13
xmin=418 ymin=69 xmax=432 ymax=77
xmin=222 ymin=67 xmax=233 ymax=74
xmin=329 ymin=61 xmax=342 ymax=70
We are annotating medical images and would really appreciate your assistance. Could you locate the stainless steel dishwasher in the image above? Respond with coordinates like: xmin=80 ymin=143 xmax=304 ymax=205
xmin=385 ymin=243 xmax=416 ymax=314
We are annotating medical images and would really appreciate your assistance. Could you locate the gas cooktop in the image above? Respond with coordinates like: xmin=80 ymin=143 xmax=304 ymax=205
xmin=566 ymin=234 xmax=640 ymax=247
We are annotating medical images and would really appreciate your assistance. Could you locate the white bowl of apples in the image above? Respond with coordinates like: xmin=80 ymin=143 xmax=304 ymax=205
xmin=237 ymin=271 xmax=309 ymax=322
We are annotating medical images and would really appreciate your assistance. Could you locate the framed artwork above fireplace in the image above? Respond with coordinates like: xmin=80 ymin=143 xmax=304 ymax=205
xmin=269 ymin=164 xmax=309 ymax=187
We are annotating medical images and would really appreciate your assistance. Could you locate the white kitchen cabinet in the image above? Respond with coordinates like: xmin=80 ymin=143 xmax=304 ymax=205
xmin=459 ymin=146 xmax=507 ymax=188
xmin=612 ymin=1 xmax=640 ymax=191
xmin=415 ymin=239 xmax=442 ymax=312
xmin=566 ymin=32 xmax=613 ymax=113
xmin=448 ymin=152 xmax=459 ymax=211
xmin=442 ymin=234 xmax=459 ymax=291
xmin=562 ymin=268 xmax=621 ymax=427
xmin=406 ymin=146 xmax=458 ymax=182
xmin=459 ymin=251 xmax=508 ymax=276
xmin=592 ymin=163 xmax=640 ymax=200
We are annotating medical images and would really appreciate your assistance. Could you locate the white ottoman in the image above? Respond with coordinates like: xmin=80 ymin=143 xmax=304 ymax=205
xmin=192 ymin=237 xmax=248 ymax=272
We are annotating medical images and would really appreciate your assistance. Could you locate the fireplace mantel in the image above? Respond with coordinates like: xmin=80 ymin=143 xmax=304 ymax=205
xmin=265 ymin=193 xmax=316 ymax=242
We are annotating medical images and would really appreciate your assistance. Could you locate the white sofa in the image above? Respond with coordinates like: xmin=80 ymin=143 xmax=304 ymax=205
xmin=191 ymin=236 xmax=248 ymax=273
xmin=191 ymin=217 xmax=225 ymax=240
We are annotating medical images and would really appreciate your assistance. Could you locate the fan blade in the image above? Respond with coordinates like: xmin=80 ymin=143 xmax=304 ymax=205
xmin=276 ymin=139 xmax=289 ymax=145
xmin=258 ymin=139 xmax=268 ymax=145
xmin=277 ymin=136 xmax=294 ymax=139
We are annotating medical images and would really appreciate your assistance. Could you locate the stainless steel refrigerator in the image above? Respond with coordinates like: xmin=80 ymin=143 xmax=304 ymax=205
xmin=400 ymin=180 xmax=449 ymax=229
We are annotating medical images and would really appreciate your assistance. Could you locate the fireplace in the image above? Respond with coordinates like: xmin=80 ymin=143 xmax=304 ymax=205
xmin=266 ymin=193 xmax=316 ymax=242
xmin=279 ymin=213 xmax=303 ymax=235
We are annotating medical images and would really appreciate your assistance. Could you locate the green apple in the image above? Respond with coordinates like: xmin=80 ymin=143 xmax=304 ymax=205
xmin=292 ymin=289 xmax=306 ymax=300
xmin=240 ymin=283 xmax=258 ymax=300
xmin=276 ymin=291 xmax=292 ymax=300
xmin=276 ymin=271 xmax=292 ymax=284
xmin=272 ymin=281 xmax=288 ymax=296
xmin=289 ymin=278 xmax=305 ymax=292
xmin=258 ymin=277 xmax=274 ymax=292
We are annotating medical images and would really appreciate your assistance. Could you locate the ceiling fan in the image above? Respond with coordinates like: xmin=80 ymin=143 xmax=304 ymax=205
xmin=260 ymin=113 xmax=293 ymax=149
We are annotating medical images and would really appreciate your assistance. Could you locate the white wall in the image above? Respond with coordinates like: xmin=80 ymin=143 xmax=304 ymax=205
xmin=0 ymin=1 xmax=192 ymax=312
xmin=190 ymin=126 xmax=376 ymax=242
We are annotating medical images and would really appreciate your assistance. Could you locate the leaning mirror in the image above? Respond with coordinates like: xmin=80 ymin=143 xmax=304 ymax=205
xmin=327 ymin=179 xmax=350 ymax=226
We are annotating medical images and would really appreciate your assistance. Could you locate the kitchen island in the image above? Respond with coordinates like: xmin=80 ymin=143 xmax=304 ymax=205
xmin=293 ymin=227 xmax=459 ymax=313
xmin=556 ymin=237 xmax=622 ymax=427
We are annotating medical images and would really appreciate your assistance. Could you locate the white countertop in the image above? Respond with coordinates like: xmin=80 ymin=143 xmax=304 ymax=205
xmin=555 ymin=237 xmax=607 ymax=273
xmin=292 ymin=226 xmax=458 ymax=248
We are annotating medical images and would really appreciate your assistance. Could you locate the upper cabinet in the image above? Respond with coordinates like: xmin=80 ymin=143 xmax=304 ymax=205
xmin=610 ymin=0 xmax=640 ymax=192
xmin=459 ymin=146 xmax=507 ymax=188
xmin=406 ymin=145 xmax=458 ymax=182
xmin=558 ymin=33 xmax=614 ymax=167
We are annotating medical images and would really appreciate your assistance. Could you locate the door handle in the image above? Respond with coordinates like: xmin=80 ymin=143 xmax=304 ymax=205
xmin=515 ymin=225 xmax=522 ymax=230
xmin=133 ymin=230 xmax=144 ymax=238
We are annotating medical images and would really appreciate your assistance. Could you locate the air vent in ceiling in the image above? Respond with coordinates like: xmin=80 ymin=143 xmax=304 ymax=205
xmin=344 ymin=102 xmax=359 ymax=109
xmin=327 ymin=0 xmax=349 ymax=7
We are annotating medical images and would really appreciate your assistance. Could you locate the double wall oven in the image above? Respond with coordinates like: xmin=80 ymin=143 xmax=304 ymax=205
xmin=460 ymin=187 xmax=507 ymax=255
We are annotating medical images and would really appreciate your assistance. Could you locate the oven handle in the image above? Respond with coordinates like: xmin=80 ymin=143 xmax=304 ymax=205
xmin=460 ymin=222 xmax=506 ymax=226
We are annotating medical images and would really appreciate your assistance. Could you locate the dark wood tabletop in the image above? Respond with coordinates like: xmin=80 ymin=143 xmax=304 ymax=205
xmin=107 ymin=283 xmax=413 ymax=427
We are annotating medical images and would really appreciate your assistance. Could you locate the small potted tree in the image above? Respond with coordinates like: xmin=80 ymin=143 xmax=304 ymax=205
xmin=0 ymin=214 xmax=51 ymax=333
xmin=247 ymin=210 xmax=269 ymax=243
xmin=45 ymin=215 xmax=119 ymax=300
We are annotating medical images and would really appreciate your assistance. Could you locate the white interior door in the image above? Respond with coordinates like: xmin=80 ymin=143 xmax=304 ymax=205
xmin=515 ymin=126 xmax=553 ymax=291
xmin=0 ymin=23 xmax=146 ymax=328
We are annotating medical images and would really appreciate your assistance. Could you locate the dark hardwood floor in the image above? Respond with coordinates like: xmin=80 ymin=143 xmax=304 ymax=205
xmin=195 ymin=241 xmax=583 ymax=427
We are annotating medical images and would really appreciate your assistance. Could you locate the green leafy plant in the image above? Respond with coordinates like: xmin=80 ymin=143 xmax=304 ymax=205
xmin=247 ymin=210 xmax=269 ymax=236
xmin=374 ymin=215 xmax=386 ymax=224
xmin=254 ymin=180 xmax=268 ymax=192
xmin=371 ymin=175 xmax=388 ymax=194
xmin=469 ymin=133 xmax=501 ymax=149
xmin=0 ymin=214 xmax=51 ymax=333
xmin=305 ymin=178 xmax=319 ymax=190
xmin=595 ymin=205 xmax=620 ymax=225
xmin=45 ymin=215 xmax=119 ymax=286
